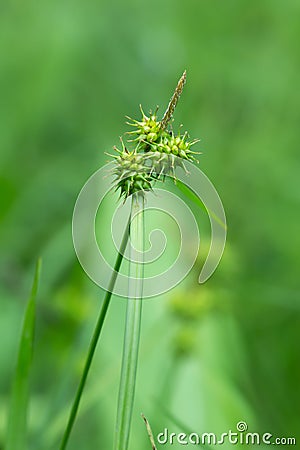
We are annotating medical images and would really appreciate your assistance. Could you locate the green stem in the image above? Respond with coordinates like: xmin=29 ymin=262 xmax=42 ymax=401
xmin=60 ymin=216 xmax=130 ymax=450
xmin=114 ymin=192 xmax=145 ymax=450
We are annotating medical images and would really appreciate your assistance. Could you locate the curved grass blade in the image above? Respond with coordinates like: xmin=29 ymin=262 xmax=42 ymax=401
xmin=176 ymin=179 xmax=227 ymax=230
xmin=6 ymin=258 xmax=42 ymax=450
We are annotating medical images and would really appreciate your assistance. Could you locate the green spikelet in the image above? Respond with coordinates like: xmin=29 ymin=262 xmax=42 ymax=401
xmin=158 ymin=130 xmax=200 ymax=161
xmin=144 ymin=151 xmax=184 ymax=180
xmin=112 ymin=140 xmax=153 ymax=200
xmin=144 ymin=129 xmax=200 ymax=180
xmin=126 ymin=106 xmax=165 ymax=152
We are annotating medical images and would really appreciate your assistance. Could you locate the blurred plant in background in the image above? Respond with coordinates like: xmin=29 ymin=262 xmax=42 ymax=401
xmin=1 ymin=0 xmax=300 ymax=449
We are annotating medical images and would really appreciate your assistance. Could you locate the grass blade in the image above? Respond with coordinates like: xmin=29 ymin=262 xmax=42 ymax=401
xmin=6 ymin=258 xmax=42 ymax=450
xmin=176 ymin=179 xmax=227 ymax=230
xmin=59 ymin=216 xmax=130 ymax=450
xmin=114 ymin=192 xmax=144 ymax=450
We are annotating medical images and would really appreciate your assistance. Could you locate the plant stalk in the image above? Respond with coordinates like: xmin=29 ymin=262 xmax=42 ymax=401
xmin=60 ymin=216 xmax=130 ymax=450
xmin=114 ymin=192 xmax=145 ymax=450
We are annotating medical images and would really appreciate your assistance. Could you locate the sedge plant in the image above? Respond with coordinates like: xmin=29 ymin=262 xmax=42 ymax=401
xmin=60 ymin=71 xmax=200 ymax=450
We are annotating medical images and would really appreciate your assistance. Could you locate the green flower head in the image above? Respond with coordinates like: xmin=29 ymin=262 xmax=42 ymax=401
xmin=110 ymin=71 xmax=201 ymax=200
xmin=111 ymin=139 xmax=152 ymax=200
xmin=126 ymin=105 xmax=164 ymax=152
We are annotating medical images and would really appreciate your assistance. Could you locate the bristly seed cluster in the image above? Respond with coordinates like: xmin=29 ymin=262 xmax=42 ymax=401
xmin=110 ymin=71 xmax=200 ymax=201
xmin=111 ymin=139 xmax=153 ymax=199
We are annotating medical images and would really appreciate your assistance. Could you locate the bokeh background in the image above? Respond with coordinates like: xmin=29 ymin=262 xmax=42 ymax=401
xmin=1 ymin=0 xmax=300 ymax=449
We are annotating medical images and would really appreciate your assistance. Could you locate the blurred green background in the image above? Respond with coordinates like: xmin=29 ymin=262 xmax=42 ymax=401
xmin=1 ymin=0 xmax=300 ymax=449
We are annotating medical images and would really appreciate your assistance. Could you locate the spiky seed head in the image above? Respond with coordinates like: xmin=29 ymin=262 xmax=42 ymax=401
xmin=144 ymin=151 xmax=188 ymax=181
xmin=158 ymin=131 xmax=200 ymax=162
xmin=112 ymin=143 xmax=153 ymax=200
xmin=110 ymin=72 xmax=201 ymax=199
xmin=126 ymin=107 xmax=165 ymax=152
